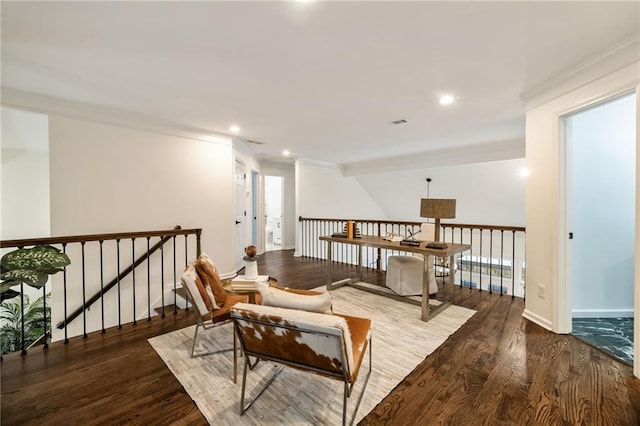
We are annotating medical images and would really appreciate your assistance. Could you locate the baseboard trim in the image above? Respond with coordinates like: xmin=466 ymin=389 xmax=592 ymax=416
xmin=522 ymin=309 xmax=553 ymax=331
xmin=572 ymin=308 xmax=634 ymax=318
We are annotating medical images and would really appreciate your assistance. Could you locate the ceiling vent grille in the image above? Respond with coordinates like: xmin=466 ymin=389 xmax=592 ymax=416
xmin=391 ymin=119 xmax=407 ymax=125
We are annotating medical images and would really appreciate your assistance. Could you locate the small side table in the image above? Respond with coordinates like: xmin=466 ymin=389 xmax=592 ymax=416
xmin=222 ymin=277 xmax=278 ymax=304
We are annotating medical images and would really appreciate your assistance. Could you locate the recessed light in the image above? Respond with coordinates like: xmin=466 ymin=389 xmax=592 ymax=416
xmin=282 ymin=150 xmax=291 ymax=156
xmin=229 ymin=125 xmax=240 ymax=133
xmin=439 ymin=95 xmax=455 ymax=105
xmin=519 ymin=168 xmax=530 ymax=178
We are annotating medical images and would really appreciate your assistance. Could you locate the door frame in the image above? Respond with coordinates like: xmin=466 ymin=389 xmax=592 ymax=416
xmin=558 ymin=87 xmax=638 ymax=335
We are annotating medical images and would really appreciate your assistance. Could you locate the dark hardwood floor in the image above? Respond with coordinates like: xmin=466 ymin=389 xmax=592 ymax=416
xmin=2 ymin=249 xmax=639 ymax=425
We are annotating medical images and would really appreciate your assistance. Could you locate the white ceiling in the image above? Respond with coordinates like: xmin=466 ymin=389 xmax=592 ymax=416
xmin=1 ymin=1 xmax=638 ymax=166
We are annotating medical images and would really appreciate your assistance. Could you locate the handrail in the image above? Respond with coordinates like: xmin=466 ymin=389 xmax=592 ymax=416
xmin=442 ymin=223 xmax=525 ymax=232
xmin=55 ymin=226 xmax=187 ymax=329
xmin=299 ymin=216 xmax=420 ymax=226
xmin=0 ymin=228 xmax=202 ymax=249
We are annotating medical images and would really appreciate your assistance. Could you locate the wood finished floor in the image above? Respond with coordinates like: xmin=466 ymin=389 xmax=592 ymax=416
xmin=2 ymin=249 xmax=639 ymax=425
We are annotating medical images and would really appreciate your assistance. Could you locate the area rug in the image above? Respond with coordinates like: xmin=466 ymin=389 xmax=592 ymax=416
xmin=148 ymin=285 xmax=475 ymax=425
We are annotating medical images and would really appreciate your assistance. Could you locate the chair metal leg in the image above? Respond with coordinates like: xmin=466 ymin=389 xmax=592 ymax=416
xmin=240 ymin=356 xmax=249 ymax=415
xmin=346 ymin=335 xmax=373 ymax=426
xmin=190 ymin=322 xmax=200 ymax=357
xmin=233 ymin=326 xmax=238 ymax=383
xmin=240 ymin=359 xmax=285 ymax=416
xmin=342 ymin=382 xmax=348 ymax=426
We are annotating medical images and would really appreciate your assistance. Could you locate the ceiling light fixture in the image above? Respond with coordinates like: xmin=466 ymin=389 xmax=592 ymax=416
xmin=282 ymin=150 xmax=291 ymax=156
xmin=439 ymin=95 xmax=455 ymax=105
xmin=229 ymin=125 xmax=240 ymax=133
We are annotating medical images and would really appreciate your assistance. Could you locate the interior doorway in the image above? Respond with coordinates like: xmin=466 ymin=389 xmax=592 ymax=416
xmin=264 ymin=175 xmax=284 ymax=252
xmin=565 ymin=91 xmax=636 ymax=365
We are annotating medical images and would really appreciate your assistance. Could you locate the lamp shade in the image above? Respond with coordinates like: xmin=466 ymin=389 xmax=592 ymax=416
xmin=420 ymin=198 xmax=456 ymax=219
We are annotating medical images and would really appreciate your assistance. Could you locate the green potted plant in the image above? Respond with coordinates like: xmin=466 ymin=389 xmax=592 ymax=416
xmin=0 ymin=245 xmax=70 ymax=302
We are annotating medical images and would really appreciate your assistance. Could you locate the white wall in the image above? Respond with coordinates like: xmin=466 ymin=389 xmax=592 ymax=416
xmin=570 ymin=94 xmax=636 ymax=317
xmin=524 ymin=62 xmax=639 ymax=340
xmin=1 ymin=106 xmax=51 ymax=305
xmin=296 ymin=160 xmax=387 ymax=220
xmin=263 ymin=162 xmax=296 ymax=250
xmin=1 ymin=107 xmax=50 ymax=240
xmin=48 ymin=115 xmax=235 ymax=340
xmin=355 ymin=159 xmax=526 ymax=226
xmin=295 ymin=159 xmax=387 ymax=256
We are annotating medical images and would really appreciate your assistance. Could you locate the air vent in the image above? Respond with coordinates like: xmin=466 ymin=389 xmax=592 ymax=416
xmin=246 ymin=140 xmax=265 ymax=145
xmin=391 ymin=119 xmax=407 ymax=125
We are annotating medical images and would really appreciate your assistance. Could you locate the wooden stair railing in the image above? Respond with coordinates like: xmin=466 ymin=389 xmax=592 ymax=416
xmin=298 ymin=216 xmax=526 ymax=298
xmin=55 ymin=226 xmax=182 ymax=330
xmin=0 ymin=226 xmax=202 ymax=355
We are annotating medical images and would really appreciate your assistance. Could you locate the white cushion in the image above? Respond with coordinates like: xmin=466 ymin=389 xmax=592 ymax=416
xmin=256 ymin=282 xmax=333 ymax=314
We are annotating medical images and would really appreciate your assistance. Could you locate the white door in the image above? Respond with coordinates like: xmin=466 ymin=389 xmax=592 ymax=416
xmin=234 ymin=161 xmax=247 ymax=271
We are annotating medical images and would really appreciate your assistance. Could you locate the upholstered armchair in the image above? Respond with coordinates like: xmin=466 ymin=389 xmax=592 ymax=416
xmin=231 ymin=288 xmax=372 ymax=426
xmin=180 ymin=254 xmax=248 ymax=383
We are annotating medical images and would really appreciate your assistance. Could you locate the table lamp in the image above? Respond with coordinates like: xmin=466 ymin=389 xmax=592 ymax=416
xmin=420 ymin=198 xmax=456 ymax=243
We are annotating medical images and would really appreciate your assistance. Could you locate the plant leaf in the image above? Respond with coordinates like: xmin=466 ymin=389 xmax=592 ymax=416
xmin=1 ymin=245 xmax=70 ymax=273
xmin=0 ymin=269 xmax=48 ymax=288
xmin=0 ymin=289 xmax=20 ymax=302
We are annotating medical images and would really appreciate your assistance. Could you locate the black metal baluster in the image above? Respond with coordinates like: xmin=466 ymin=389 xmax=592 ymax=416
xmin=146 ymin=237 xmax=151 ymax=321
xmin=117 ymin=239 xmax=122 ymax=329
xmin=479 ymin=229 xmax=483 ymax=292
xmin=42 ymin=280 xmax=48 ymax=350
xmin=132 ymin=238 xmax=137 ymax=326
xmin=160 ymin=237 xmax=165 ymax=318
xmin=100 ymin=240 xmax=105 ymax=333
xmin=81 ymin=242 xmax=87 ymax=338
xmin=489 ymin=230 xmax=493 ymax=294
xmin=512 ymin=230 xmax=516 ymax=299
xmin=184 ymin=235 xmax=189 ymax=311
xmin=500 ymin=230 xmax=504 ymax=296
xmin=20 ymin=282 xmax=26 ymax=355
xmin=469 ymin=228 xmax=473 ymax=290
xmin=63 ymin=243 xmax=69 ymax=343
xmin=173 ymin=235 xmax=177 ymax=314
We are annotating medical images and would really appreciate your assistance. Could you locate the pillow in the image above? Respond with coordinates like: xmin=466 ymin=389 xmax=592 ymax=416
xmin=194 ymin=253 xmax=226 ymax=309
xmin=256 ymin=282 xmax=333 ymax=314
xmin=181 ymin=264 xmax=214 ymax=314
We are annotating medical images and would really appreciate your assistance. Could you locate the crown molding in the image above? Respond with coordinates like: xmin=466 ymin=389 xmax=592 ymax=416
xmin=520 ymin=33 xmax=640 ymax=109
xmin=342 ymin=138 xmax=525 ymax=177
xmin=295 ymin=158 xmax=341 ymax=170
xmin=261 ymin=160 xmax=295 ymax=171
xmin=1 ymin=88 xmax=232 ymax=145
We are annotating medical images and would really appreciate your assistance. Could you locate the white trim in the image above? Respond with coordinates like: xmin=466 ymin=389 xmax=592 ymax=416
xmin=1 ymin=88 xmax=233 ymax=145
xmin=295 ymin=158 xmax=342 ymax=170
xmin=521 ymin=34 xmax=640 ymax=109
xmin=522 ymin=309 xmax=553 ymax=332
xmin=571 ymin=309 xmax=634 ymax=319
xmin=342 ymin=138 xmax=524 ymax=177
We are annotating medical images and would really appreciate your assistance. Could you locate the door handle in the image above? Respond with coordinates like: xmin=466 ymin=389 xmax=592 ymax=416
xmin=235 ymin=220 xmax=241 ymax=225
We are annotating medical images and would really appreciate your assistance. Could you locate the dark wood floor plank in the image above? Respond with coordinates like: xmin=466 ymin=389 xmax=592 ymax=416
xmin=2 ymin=249 xmax=639 ymax=425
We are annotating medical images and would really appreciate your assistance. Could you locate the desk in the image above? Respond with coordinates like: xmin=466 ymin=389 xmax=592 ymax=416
xmin=319 ymin=235 xmax=470 ymax=321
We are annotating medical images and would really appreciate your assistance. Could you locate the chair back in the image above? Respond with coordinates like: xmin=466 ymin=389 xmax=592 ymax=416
xmin=231 ymin=303 xmax=355 ymax=380
xmin=180 ymin=265 xmax=211 ymax=320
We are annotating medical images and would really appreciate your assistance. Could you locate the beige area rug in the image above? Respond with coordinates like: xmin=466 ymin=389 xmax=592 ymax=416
xmin=148 ymin=285 xmax=475 ymax=425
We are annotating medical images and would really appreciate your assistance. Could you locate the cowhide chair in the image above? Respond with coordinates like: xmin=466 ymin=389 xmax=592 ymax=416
xmin=180 ymin=256 xmax=248 ymax=383
xmin=230 ymin=302 xmax=372 ymax=426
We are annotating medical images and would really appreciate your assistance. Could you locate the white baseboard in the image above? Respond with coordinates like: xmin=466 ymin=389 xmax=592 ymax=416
xmin=522 ymin=309 xmax=553 ymax=331
xmin=572 ymin=308 xmax=634 ymax=318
